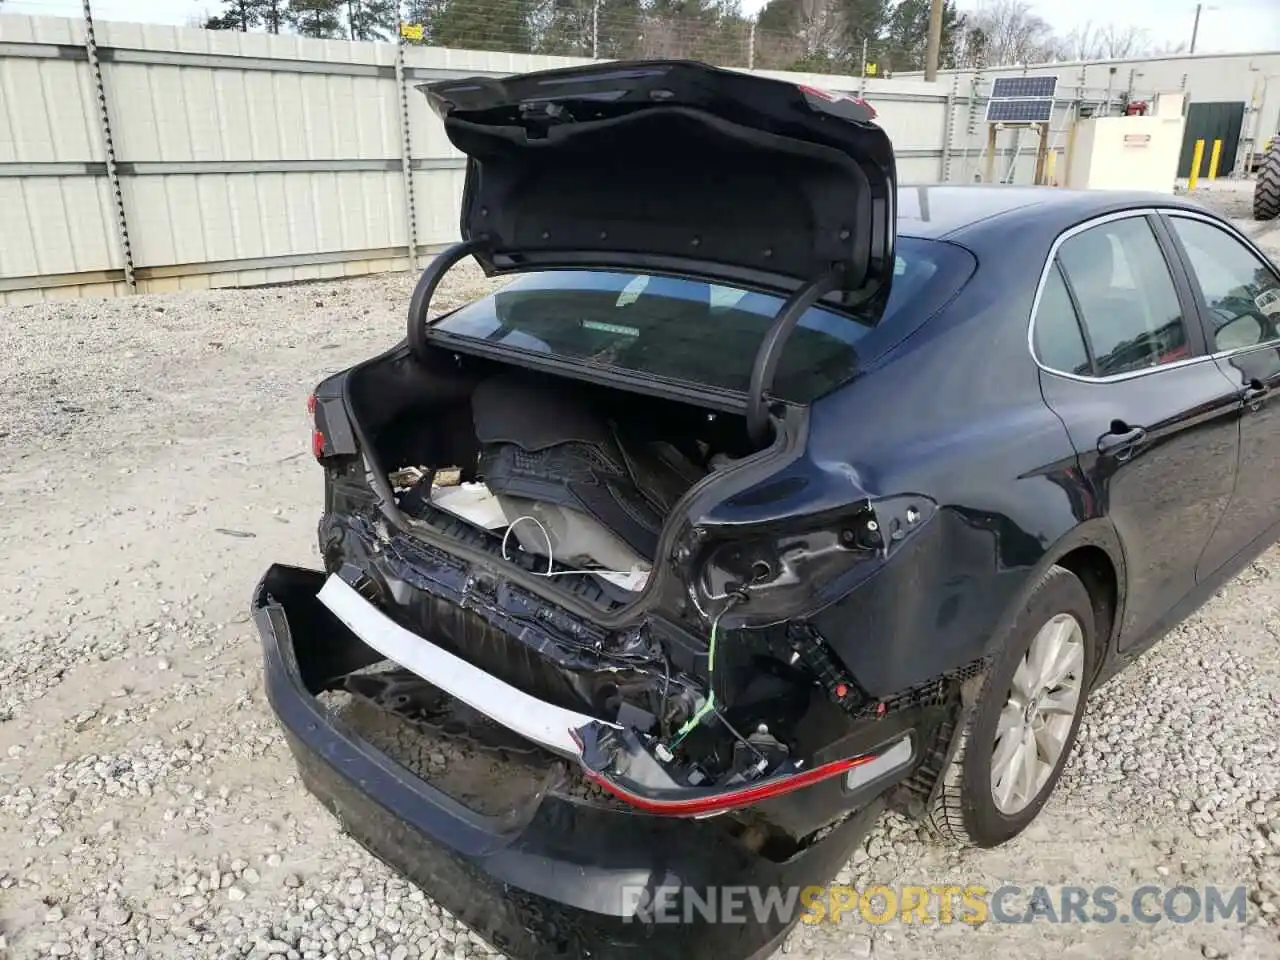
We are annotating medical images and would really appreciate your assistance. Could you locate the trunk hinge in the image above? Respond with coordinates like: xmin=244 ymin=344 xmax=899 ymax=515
xmin=746 ymin=267 xmax=852 ymax=448
xmin=407 ymin=238 xmax=490 ymax=364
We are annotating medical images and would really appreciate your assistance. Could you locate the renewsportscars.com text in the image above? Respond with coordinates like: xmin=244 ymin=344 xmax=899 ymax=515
xmin=621 ymin=884 xmax=1248 ymax=926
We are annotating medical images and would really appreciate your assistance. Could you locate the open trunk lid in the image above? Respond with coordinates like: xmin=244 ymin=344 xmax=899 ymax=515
xmin=421 ymin=60 xmax=898 ymax=309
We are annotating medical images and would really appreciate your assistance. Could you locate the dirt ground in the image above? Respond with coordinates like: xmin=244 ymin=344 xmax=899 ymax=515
xmin=1 ymin=183 xmax=1279 ymax=960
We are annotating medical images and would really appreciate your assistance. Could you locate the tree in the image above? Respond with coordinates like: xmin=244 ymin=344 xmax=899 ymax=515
xmin=1062 ymin=20 xmax=1100 ymax=60
xmin=883 ymin=0 xmax=962 ymax=72
xmin=402 ymin=0 xmax=447 ymax=42
xmin=952 ymin=0 xmax=1061 ymax=66
xmin=1098 ymin=23 xmax=1149 ymax=59
xmin=287 ymin=0 xmax=344 ymax=37
xmin=346 ymin=0 xmax=400 ymax=40
xmin=534 ymin=0 xmax=646 ymax=59
xmin=755 ymin=0 xmax=863 ymax=71
xmin=431 ymin=0 xmax=535 ymax=52
xmin=203 ymin=0 xmax=283 ymax=32
xmin=617 ymin=0 xmax=752 ymax=64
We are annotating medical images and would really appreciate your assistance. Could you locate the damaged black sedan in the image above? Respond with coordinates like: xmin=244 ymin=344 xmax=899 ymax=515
xmin=254 ymin=58 xmax=1280 ymax=960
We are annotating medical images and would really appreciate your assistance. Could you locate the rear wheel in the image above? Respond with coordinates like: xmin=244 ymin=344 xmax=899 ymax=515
xmin=1255 ymin=137 xmax=1280 ymax=221
xmin=927 ymin=565 xmax=1094 ymax=848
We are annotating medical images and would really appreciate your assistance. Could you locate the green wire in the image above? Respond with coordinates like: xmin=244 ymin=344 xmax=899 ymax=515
xmin=667 ymin=616 xmax=720 ymax=749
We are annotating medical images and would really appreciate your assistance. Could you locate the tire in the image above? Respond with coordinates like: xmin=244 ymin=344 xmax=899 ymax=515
xmin=927 ymin=565 xmax=1095 ymax=848
xmin=1255 ymin=138 xmax=1280 ymax=222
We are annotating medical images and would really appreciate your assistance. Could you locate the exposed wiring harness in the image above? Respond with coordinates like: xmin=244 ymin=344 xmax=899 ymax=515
xmin=662 ymin=589 xmax=748 ymax=753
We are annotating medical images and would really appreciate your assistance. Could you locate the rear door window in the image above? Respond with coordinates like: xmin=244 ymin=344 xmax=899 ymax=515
xmin=1056 ymin=217 xmax=1191 ymax=376
xmin=432 ymin=237 xmax=976 ymax=402
xmin=1032 ymin=263 xmax=1092 ymax=376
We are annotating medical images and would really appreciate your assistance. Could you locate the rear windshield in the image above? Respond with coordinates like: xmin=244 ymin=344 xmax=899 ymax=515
xmin=433 ymin=237 xmax=975 ymax=401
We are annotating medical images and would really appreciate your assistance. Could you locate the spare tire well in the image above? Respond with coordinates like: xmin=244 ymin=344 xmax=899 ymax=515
xmin=1055 ymin=545 xmax=1118 ymax=681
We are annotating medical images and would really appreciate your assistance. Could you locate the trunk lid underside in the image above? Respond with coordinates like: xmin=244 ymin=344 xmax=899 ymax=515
xmin=421 ymin=60 xmax=898 ymax=308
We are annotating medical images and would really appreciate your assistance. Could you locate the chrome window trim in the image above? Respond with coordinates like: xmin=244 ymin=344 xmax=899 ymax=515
xmin=1163 ymin=210 xmax=1280 ymax=361
xmin=1027 ymin=207 xmax=1211 ymax=384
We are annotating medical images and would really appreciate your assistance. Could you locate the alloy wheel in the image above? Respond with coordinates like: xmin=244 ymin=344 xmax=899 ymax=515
xmin=989 ymin=612 xmax=1085 ymax=815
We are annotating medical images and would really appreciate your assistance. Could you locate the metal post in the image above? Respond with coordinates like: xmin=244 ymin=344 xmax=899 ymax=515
xmin=1189 ymin=138 xmax=1205 ymax=190
xmin=1190 ymin=3 xmax=1202 ymax=55
xmin=591 ymin=0 xmax=599 ymax=59
xmin=394 ymin=40 xmax=420 ymax=268
xmin=984 ymin=125 xmax=998 ymax=184
xmin=924 ymin=0 xmax=944 ymax=83
xmin=940 ymin=71 xmax=958 ymax=182
xmin=82 ymin=0 xmax=135 ymax=293
xmin=962 ymin=70 xmax=985 ymax=183
xmin=747 ymin=19 xmax=755 ymax=70
xmin=859 ymin=37 xmax=868 ymax=96
xmin=1033 ymin=124 xmax=1049 ymax=185
xmin=1208 ymin=138 xmax=1223 ymax=179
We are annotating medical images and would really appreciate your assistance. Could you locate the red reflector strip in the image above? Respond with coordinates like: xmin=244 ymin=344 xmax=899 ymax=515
xmin=583 ymin=753 xmax=876 ymax=817
xmin=312 ymin=429 xmax=326 ymax=459
xmin=307 ymin=393 xmax=317 ymax=415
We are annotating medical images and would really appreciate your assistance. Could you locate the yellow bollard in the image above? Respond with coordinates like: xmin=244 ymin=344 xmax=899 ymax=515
xmin=1189 ymin=139 xmax=1205 ymax=191
xmin=1209 ymin=138 xmax=1223 ymax=179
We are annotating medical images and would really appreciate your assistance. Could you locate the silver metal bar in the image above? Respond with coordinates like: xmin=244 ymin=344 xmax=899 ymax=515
xmin=316 ymin=575 xmax=606 ymax=758
xmin=82 ymin=0 xmax=135 ymax=293
xmin=116 ymin=159 xmax=403 ymax=175
xmin=100 ymin=46 xmax=393 ymax=78
xmin=0 ymin=42 xmax=86 ymax=60
xmin=0 ymin=162 xmax=106 ymax=177
xmin=0 ymin=268 xmax=124 ymax=293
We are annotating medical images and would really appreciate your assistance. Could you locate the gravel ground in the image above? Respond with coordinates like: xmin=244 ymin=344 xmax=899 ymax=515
xmin=2 ymin=187 xmax=1280 ymax=960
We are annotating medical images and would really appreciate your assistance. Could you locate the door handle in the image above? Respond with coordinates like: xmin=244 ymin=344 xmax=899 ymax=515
xmin=1097 ymin=424 xmax=1147 ymax=460
xmin=1242 ymin=380 xmax=1269 ymax=411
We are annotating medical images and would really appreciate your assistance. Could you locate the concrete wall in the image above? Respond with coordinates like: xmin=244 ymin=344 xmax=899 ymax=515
xmin=0 ymin=13 xmax=954 ymax=303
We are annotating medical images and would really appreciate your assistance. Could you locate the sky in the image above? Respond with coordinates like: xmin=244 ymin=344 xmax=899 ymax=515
xmin=3 ymin=0 xmax=1279 ymax=56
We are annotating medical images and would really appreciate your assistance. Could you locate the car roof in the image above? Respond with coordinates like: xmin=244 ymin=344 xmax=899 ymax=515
xmin=897 ymin=184 xmax=1214 ymax=241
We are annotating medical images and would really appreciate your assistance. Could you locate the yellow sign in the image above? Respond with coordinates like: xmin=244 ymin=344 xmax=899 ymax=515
xmin=865 ymin=62 xmax=878 ymax=76
xmin=400 ymin=22 xmax=424 ymax=40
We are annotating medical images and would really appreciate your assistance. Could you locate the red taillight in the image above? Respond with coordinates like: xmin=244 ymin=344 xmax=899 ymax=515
xmin=798 ymin=83 xmax=838 ymax=101
xmin=797 ymin=84 xmax=876 ymax=119
xmin=307 ymin=393 xmax=317 ymax=415
xmin=312 ymin=429 xmax=326 ymax=460
xmin=582 ymin=754 xmax=875 ymax=817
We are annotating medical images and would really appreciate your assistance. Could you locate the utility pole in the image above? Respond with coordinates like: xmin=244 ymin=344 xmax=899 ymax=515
xmin=924 ymin=0 xmax=945 ymax=82
xmin=747 ymin=19 xmax=755 ymax=70
xmin=1189 ymin=2 xmax=1202 ymax=54
xmin=591 ymin=0 xmax=599 ymax=58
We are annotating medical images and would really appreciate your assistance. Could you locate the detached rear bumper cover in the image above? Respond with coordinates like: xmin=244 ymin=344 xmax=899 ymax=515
xmin=254 ymin=563 xmax=883 ymax=960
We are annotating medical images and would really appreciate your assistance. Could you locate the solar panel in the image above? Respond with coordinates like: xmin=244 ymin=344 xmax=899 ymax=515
xmin=990 ymin=75 xmax=1058 ymax=100
xmin=985 ymin=97 xmax=1055 ymax=124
